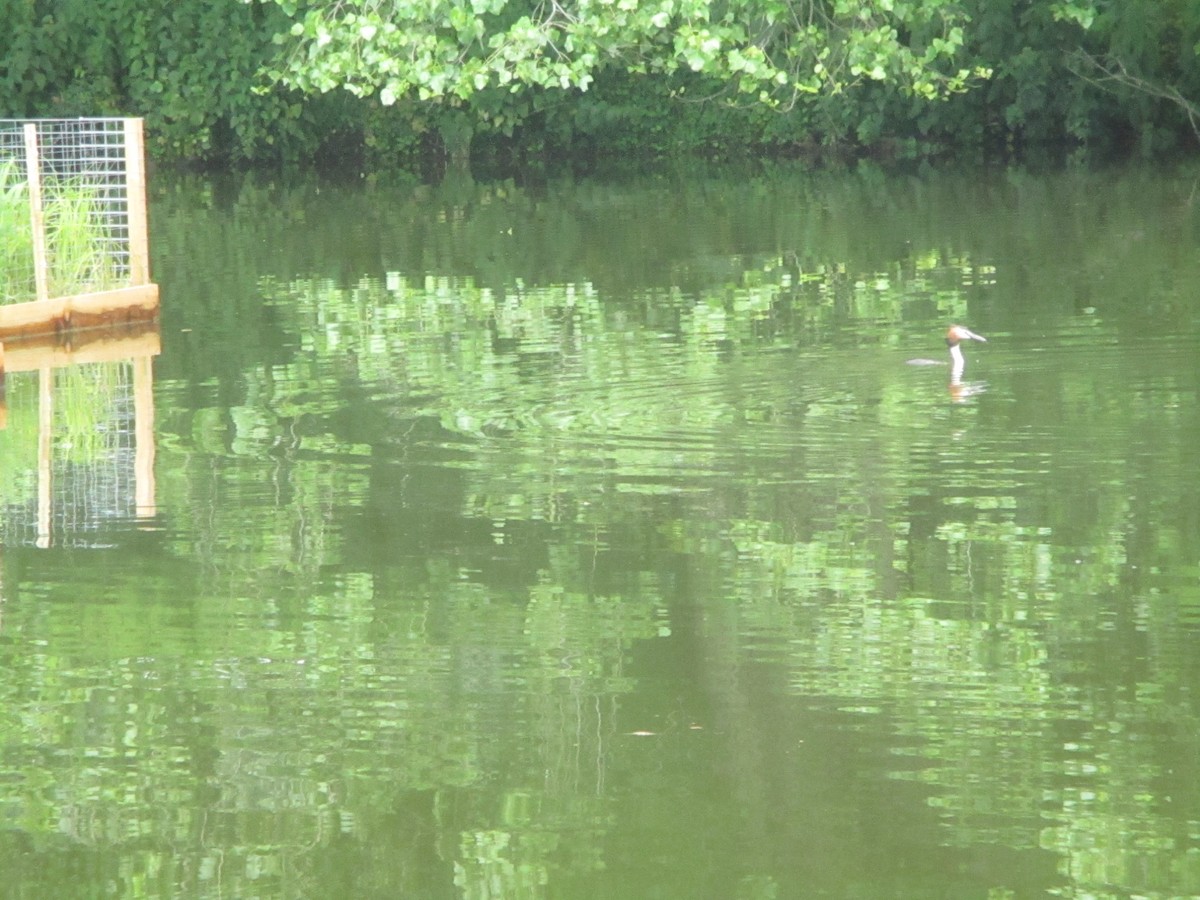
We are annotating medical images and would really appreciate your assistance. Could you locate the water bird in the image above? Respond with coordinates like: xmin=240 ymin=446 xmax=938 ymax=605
xmin=907 ymin=325 xmax=988 ymax=400
xmin=906 ymin=325 xmax=987 ymax=369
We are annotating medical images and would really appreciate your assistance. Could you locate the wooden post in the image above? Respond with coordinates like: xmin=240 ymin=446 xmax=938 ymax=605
xmin=23 ymin=124 xmax=49 ymax=303
xmin=123 ymin=118 xmax=151 ymax=286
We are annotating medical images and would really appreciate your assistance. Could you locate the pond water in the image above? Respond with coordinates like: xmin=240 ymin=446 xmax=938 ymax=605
xmin=1 ymin=161 xmax=1199 ymax=898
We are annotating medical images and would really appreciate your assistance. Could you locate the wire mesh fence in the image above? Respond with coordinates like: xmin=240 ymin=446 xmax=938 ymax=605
xmin=0 ymin=118 xmax=149 ymax=303
xmin=0 ymin=121 xmax=157 ymax=545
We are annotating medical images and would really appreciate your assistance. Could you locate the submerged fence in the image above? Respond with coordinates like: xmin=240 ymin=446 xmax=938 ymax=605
xmin=0 ymin=117 xmax=151 ymax=307
xmin=0 ymin=329 xmax=158 ymax=548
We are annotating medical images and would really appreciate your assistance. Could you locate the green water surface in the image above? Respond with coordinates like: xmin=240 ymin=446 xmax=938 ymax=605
xmin=0 ymin=162 xmax=1198 ymax=899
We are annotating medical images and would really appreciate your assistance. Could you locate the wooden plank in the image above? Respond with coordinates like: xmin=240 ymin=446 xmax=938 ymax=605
xmin=23 ymin=124 xmax=49 ymax=304
xmin=0 ymin=284 xmax=159 ymax=338
xmin=124 ymin=118 xmax=151 ymax=286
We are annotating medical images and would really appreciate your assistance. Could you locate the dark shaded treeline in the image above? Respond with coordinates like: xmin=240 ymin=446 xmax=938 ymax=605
xmin=2 ymin=0 xmax=1198 ymax=168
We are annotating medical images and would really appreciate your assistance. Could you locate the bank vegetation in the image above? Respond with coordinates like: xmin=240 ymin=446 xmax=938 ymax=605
xmin=2 ymin=0 xmax=1198 ymax=168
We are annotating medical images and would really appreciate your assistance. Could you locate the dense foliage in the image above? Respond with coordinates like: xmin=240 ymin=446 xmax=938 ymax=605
xmin=0 ymin=0 xmax=326 ymax=161
xmin=258 ymin=0 xmax=985 ymax=160
xmin=1 ymin=0 xmax=1200 ymax=165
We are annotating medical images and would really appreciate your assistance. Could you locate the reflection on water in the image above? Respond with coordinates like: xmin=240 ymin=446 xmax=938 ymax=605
xmin=1 ymin=164 xmax=1200 ymax=898
xmin=0 ymin=325 xmax=158 ymax=547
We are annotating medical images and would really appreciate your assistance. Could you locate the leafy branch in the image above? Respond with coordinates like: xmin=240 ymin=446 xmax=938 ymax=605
xmin=251 ymin=0 xmax=987 ymax=136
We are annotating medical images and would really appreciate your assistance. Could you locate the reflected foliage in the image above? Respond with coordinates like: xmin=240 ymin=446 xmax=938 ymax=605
xmin=1 ymin=164 xmax=1199 ymax=897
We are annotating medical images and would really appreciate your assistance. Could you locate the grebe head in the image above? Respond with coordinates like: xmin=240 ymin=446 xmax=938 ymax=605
xmin=946 ymin=325 xmax=986 ymax=348
xmin=946 ymin=324 xmax=986 ymax=369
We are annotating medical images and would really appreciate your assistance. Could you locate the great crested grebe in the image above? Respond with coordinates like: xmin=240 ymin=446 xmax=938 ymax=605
xmin=907 ymin=325 xmax=988 ymax=400
xmin=906 ymin=324 xmax=987 ymax=369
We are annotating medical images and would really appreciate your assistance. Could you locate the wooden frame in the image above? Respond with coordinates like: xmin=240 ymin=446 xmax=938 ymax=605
xmin=1 ymin=118 xmax=159 ymax=345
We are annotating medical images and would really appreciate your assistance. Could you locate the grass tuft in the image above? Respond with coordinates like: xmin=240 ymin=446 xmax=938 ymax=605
xmin=0 ymin=159 xmax=123 ymax=303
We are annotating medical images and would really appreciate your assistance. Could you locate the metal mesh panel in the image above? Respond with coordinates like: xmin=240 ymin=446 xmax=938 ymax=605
xmin=0 ymin=118 xmax=135 ymax=299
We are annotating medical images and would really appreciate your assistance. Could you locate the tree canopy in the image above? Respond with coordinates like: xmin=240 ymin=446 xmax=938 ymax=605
xmin=3 ymin=0 xmax=1200 ymax=165
xmin=254 ymin=0 xmax=990 ymax=158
